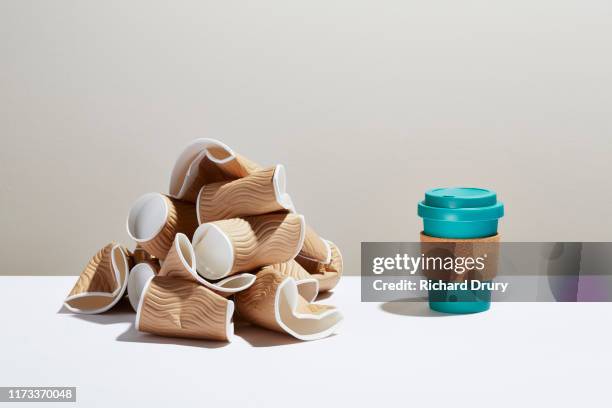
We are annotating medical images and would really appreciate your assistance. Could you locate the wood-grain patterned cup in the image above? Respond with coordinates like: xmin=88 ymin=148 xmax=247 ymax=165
xmin=235 ymin=268 xmax=342 ymax=341
xmin=158 ymin=233 xmax=256 ymax=295
xmin=126 ymin=193 xmax=198 ymax=260
xmin=196 ymin=165 xmax=294 ymax=223
xmin=169 ymin=138 xmax=261 ymax=202
xmin=260 ymin=260 xmax=319 ymax=302
xmin=64 ymin=243 xmax=130 ymax=314
xmin=296 ymin=240 xmax=343 ymax=292
xmin=136 ymin=276 xmax=234 ymax=342
xmin=192 ymin=213 xmax=306 ymax=280
xmin=298 ymin=225 xmax=332 ymax=264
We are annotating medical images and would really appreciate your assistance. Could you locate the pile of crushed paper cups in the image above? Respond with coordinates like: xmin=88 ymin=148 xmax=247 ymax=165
xmin=64 ymin=139 xmax=343 ymax=342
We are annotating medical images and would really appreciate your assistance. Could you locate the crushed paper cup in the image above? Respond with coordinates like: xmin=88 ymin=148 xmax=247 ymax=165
xmin=296 ymin=240 xmax=343 ymax=292
xmin=64 ymin=243 xmax=130 ymax=314
xmin=298 ymin=225 xmax=332 ymax=264
xmin=127 ymin=262 xmax=157 ymax=312
xmin=126 ymin=193 xmax=198 ymax=260
xmin=196 ymin=165 xmax=295 ymax=223
xmin=235 ymin=268 xmax=342 ymax=341
xmin=260 ymin=260 xmax=319 ymax=302
xmin=136 ymin=276 xmax=234 ymax=342
xmin=158 ymin=233 xmax=256 ymax=295
xmin=169 ymin=138 xmax=261 ymax=202
xmin=193 ymin=213 xmax=306 ymax=280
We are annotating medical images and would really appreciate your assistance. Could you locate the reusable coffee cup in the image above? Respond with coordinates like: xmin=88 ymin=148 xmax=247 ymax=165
xmin=418 ymin=187 xmax=504 ymax=314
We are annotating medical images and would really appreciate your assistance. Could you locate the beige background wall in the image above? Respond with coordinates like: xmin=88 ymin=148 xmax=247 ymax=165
xmin=1 ymin=1 xmax=611 ymax=276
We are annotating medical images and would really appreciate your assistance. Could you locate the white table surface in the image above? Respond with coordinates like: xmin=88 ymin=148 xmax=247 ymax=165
xmin=0 ymin=276 xmax=609 ymax=407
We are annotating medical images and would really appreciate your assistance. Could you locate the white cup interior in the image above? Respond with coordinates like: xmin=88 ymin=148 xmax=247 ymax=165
xmin=295 ymin=279 xmax=319 ymax=303
xmin=127 ymin=263 xmax=156 ymax=312
xmin=192 ymin=223 xmax=234 ymax=280
xmin=277 ymin=279 xmax=343 ymax=340
xmin=273 ymin=164 xmax=294 ymax=211
xmin=127 ymin=193 xmax=168 ymax=242
xmin=176 ymin=233 xmax=196 ymax=271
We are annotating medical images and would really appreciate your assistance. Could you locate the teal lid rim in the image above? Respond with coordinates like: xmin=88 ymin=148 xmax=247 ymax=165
xmin=418 ymin=201 xmax=504 ymax=222
xmin=425 ymin=187 xmax=497 ymax=209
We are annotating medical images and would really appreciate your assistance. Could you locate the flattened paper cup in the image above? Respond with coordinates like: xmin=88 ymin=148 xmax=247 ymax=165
xmin=260 ymin=260 xmax=319 ymax=302
xmin=127 ymin=262 xmax=157 ymax=312
xmin=169 ymin=138 xmax=261 ymax=202
xmin=196 ymin=165 xmax=295 ymax=223
xmin=235 ymin=269 xmax=342 ymax=341
xmin=126 ymin=193 xmax=198 ymax=260
xmin=64 ymin=243 xmax=130 ymax=314
xmin=192 ymin=213 xmax=306 ymax=280
xmin=158 ymin=233 xmax=256 ymax=295
xmin=296 ymin=240 xmax=343 ymax=292
xmin=136 ymin=276 xmax=234 ymax=342
xmin=298 ymin=225 xmax=332 ymax=264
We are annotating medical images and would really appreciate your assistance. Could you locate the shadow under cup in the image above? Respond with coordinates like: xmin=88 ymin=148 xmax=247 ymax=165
xmin=426 ymin=280 xmax=493 ymax=313
xmin=418 ymin=187 xmax=504 ymax=314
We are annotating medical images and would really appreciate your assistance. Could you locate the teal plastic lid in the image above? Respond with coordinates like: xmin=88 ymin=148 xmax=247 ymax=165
xmin=418 ymin=187 xmax=504 ymax=222
xmin=425 ymin=187 xmax=497 ymax=209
